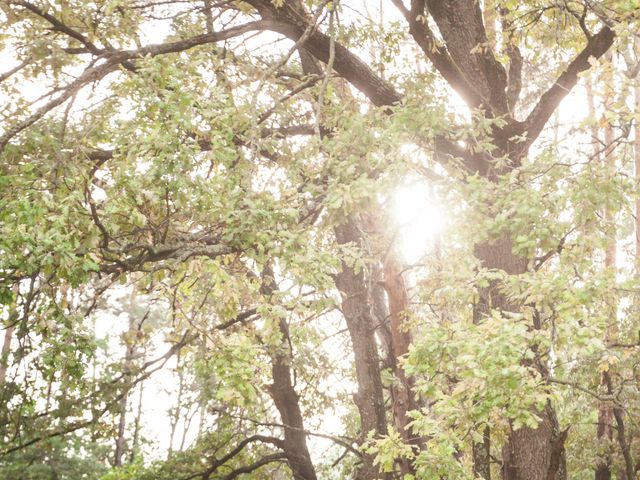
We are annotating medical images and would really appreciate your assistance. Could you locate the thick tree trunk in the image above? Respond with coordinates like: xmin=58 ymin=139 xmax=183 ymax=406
xmin=502 ymin=402 xmax=566 ymax=480
xmin=334 ymin=218 xmax=389 ymax=479
xmin=471 ymin=235 xmax=528 ymax=478
xmin=474 ymin=237 xmax=566 ymax=480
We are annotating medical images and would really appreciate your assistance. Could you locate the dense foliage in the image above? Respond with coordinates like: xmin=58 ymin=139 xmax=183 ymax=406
xmin=1 ymin=0 xmax=640 ymax=479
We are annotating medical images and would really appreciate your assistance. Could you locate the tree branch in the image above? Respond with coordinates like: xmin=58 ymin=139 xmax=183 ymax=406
xmin=199 ymin=435 xmax=284 ymax=480
xmin=245 ymin=0 xmax=402 ymax=107
xmin=519 ymin=26 xmax=615 ymax=155
xmin=391 ymin=0 xmax=483 ymax=108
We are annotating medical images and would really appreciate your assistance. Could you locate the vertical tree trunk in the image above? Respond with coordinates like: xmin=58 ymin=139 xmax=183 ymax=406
xmin=0 ymin=285 xmax=19 ymax=386
xmin=0 ymin=325 xmax=14 ymax=387
xmin=333 ymin=217 xmax=389 ymax=480
xmin=473 ymin=237 xmax=566 ymax=480
xmin=115 ymin=313 xmax=137 ymax=467
xmin=635 ymin=80 xmax=640 ymax=260
xmin=593 ymin=52 xmax=618 ymax=480
xmin=262 ymin=265 xmax=318 ymax=480
xmin=382 ymin=251 xmax=420 ymax=476
xmin=270 ymin=318 xmax=318 ymax=480
xmin=167 ymin=350 xmax=184 ymax=459
xmin=129 ymin=377 xmax=145 ymax=463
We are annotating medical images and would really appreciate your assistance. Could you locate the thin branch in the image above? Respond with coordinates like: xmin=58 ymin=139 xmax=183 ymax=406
xmin=0 ymin=57 xmax=31 ymax=84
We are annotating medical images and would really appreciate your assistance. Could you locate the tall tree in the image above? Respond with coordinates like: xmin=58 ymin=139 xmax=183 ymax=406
xmin=1 ymin=1 xmax=639 ymax=479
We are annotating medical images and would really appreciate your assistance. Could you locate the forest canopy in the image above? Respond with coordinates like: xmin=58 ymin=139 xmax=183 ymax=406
xmin=1 ymin=0 xmax=640 ymax=479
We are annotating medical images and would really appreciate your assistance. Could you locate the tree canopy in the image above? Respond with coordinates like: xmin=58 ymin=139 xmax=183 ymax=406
xmin=1 ymin=1 xmax=640 ymax=479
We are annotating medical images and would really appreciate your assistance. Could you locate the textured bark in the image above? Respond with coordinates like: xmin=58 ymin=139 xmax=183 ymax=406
xmin=475 ymin=237 xmax=567 ymax=480
xmin=270 ymin=318 xmax=318 ymax=480
xmin=473 ymin=426 xmax=491 ymax=480
xmin=245 ymin=0 xmax=402 ymax=107
xmin=334 ymin=217 xmax=389 ymax=480
xmin=502 ymin=402 xmax=566 ymax=480
xmin=635 ymin=80 xmax=640 ymax=260
xmin=115 ymin=312 xmax=138 ymax=466
xmin=426 ymin=0 xmax=508 ymax=114
xmin=261 ymin=266 xmax=318 ymax=480
xmin=382 ymin=252 xmax=420 ymax=476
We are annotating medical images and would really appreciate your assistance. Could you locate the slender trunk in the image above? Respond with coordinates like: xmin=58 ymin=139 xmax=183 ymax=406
xmin=180 ymin=405 xmax=197 ymax=451
xmin=270 ymin=319 xmax=318 ymax=480
xmin=0 ymin=285 xmax=19 ymax=386
xmin=115 ymin=313 xmax=137 ymax=467
xmin=167 ymin=350 xmax=184 ymax=459
xmin=262 ymin=265 xmax=317 ymax=480
xmin=635 ymin=80 xmax=640 ymax=261
xmin=382 ymin=251 xmax=420 ymax=476
xmin=197 ymin=338 xmax=208 ymax=439
xmin=114 ymin=396 xmax=128 ymax=467
xmin=0 ymin=325 xmax=14 ymax=386
xmin=592 ymin=53 xmax=618 ymax=480
xmin=334 ymin=217 xmax=389 ymax=480
xmin=129 ymin=353 xmax=145 ymax=463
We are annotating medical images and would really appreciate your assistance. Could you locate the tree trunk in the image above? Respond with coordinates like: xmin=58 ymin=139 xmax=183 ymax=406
xmin=474 ymin=237 xmax=566 ymax=480
xmin=0 ymin=285 xmax=19 ymax=386
xmin=261 ymin=265 xmax=318 ymax=480
xmin=334 ymin=217 xmax=389 ymax=479
xmin=0 ymin=325 xmax=14 ymax=387
xmin=269 ymin=317 xmax=318 ymax=480
xmin=129 ymin=373 xmax=145 ymax=463
xmin=115 ymin=313 xmax=137 ymax=467
xmin=382 ymin=251 xmax=420 ymax=476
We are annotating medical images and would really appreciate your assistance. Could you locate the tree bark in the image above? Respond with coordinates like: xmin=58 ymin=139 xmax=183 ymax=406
xmin=261 ymin=265 xmax=317 ymax=480
xmin=269 ymin=317 xmax=318 ymax=480
xmin=382 ymin=250 xmax=420 ymax=476
xmin=334 ymin=217 xmax=389 ymax=480
xmin=0 ymin=285 xmax=18 ymax=387
xmin=0 ymin=325 xmax=14 ymax=387
xmin=474 ymin=237 xmax=567 ymax=480
xmin=115 ymin=313 xmax=137 ymax=467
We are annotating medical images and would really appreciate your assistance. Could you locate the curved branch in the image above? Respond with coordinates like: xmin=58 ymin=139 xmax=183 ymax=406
xmin=199 ymin=435 xmax=285 ymax=480
xmin=245 ymin=0 xmax=402 ymax=107
xmin=217 ymin=453 xmax=287 ymax=480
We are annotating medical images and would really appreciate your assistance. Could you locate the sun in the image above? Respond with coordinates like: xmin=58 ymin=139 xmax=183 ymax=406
xmin=392 ymin=181 xmax=445 ymax=263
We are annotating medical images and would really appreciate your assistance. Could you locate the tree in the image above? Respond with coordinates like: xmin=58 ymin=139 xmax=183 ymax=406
xmin=0 ymin=0 xmax=639 ymax=479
